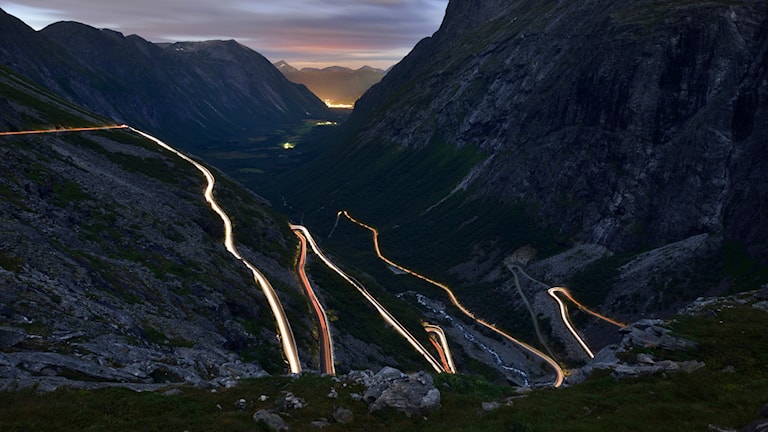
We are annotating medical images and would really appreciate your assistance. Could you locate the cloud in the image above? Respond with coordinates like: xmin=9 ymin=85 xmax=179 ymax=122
xmin=2 ymin=0 xmax=447 ymax=68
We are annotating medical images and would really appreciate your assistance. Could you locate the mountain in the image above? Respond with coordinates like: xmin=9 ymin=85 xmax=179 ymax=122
xmin=0 ymin=63 xmax=431 ymax=390
xmin=0 ymin=9 xmax=329 ymax=149
xmin=275 ymin=61 xmax=386 ymax=106
xmin=286 ymin=0 xmax=768 ymax=324
xmin=0 ymin=64 xmax=324 ymax=385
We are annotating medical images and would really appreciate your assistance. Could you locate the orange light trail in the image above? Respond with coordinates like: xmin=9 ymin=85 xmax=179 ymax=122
xmin=548 ymin=287 xmax=625 ymax=328
xmin=0 ymin=125 xmax=128 ymax=136
xmin=423 ymin=323 xmax=456 ymax=374
xmin=340 ymin=211 xmax=564 ymax=387
xmin=292 ymin=225 xmax=336 ymax=375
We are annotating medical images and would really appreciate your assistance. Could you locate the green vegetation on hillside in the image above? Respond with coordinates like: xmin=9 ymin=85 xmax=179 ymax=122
xmin=1 ymin=301 xmax=765 ymax=431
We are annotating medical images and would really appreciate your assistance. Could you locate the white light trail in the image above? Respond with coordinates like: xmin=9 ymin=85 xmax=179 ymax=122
xmin=423 ymin=323 xmax=456 ymax=374
xmin=128 ymin=127 xmax=302 ymax=374
xmin=291 ymin=224 xmax=445 ymax=374
xmin=548 ymin=288 xmax=595 ymax=359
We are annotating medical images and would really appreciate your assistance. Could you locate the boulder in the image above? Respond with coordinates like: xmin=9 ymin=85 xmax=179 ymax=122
xmin=741 ymin=419 xmax=768 ymax=432
xmin=481 ymin=401 xmax=502 ymax=412
xmin=235 ymin=398 xmax=247 ymax=410
xmin=279 ymin=392 xmax=305 ymax=410
xmin=636 ymin=353 xmax=655 ymax=365
xmin=310 ymin=419 xmax=330 ymax=428
xmin=367 ymin=370 xmax=440 ymax=417
xmin=253 ymin=410 xmax=288 ymax=431
xmin=0 ymin=327 xmax=26 ymax=348
xmin=420 ymin=388 xmax=441 ymax=411
xmin=374 ymin=366 xmax=406 ymax=382
xmin=332 ymin=407 xmax=355 ymax=424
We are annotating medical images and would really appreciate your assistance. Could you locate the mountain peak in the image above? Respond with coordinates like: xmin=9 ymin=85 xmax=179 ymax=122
xmin=274 ymin=60 xmax=299 ymax=73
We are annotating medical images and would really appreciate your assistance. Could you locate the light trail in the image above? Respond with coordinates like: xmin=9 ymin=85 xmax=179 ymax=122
xmin=547 ymin=288 xmax=595 ymax=358
xmin=128 ymin=127 xmax=302 ymax=375
xmin=423 ymin=323 xmax=456 ymax=374
xmin=0 ymin=125 xmax=128 ymax=136
xmin=416 ymin=293 xmax=528 ymax=384
xmin=510 ymin=265 xmax=624 ymax=360
xmin=341 ymin=211 xmax=564 ymax=387
xmin=548 ymin=287 xmax=626 ymax=328
xmin=291 ymin=225 xmax=336 ymax=375
xmin=290 ymin=224 xmax=445 ymax=374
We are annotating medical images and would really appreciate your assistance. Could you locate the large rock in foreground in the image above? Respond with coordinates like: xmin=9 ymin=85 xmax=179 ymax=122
xmin=352 ymin=367 xmax=441 ymax=417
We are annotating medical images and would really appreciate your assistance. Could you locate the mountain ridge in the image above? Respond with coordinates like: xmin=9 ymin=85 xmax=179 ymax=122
xmin=0 ymin=9 xmax=329 ymax=149
xmin=274 ymin=60 xmax=386 ymax=106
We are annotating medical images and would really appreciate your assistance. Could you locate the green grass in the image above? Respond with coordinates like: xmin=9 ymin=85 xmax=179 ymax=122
xmin=0 ymin=65 xmax=107 ymax=129
xmin=0 ymin=302 xmax=765 ymax=431
xmin=0 ymin=250 xmax=24 ymax=272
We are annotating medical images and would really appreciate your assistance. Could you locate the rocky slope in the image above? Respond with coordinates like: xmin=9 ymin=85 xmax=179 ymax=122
xmin=0 ymin=66 xmax=319 ymax=390
xmin=287 ymin=0 xmax=768 ymax=326
xmin=0 ymin=8 xmax=329 ymax=149
xmin=0 ymin=63 xmax=449 ymax=389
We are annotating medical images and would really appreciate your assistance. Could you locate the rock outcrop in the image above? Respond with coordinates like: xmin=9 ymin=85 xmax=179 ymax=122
xmin=348 ymin=366 xmax=441 ymax=417
xmin=740 ymin=403 xmax=768 ymax=432
xmin=569 ymin=318 xmax=704 ymax=384
xmin=253 ymin=409 xmax=289 ymax=432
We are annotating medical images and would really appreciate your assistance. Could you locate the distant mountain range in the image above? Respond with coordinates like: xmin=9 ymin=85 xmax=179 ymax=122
xmin=0 ymin=8 xmax=329 ymax=150
xmin=275 ymin=61 xmax=385 ymax=107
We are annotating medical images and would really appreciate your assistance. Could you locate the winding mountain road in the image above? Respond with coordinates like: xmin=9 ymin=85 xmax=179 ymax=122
xmin=2 ymin=124 xmax=304 ymax=374
xmin=0 ymin=125 xmax=129 ymax=136
xmin=340 ymin=211 xmax=564 ymax=388
xmin=291 ymin=225 xmax=335 ymax=375
xmin=510 ymin=265 xmax=624 ymax=360
xmin=423 ymin=323 xmax=456 ymax=374
xmin=129 ymin=127 xmax=303 ymax=374
xmin=291 ymin=224 xmax=445 ymax=374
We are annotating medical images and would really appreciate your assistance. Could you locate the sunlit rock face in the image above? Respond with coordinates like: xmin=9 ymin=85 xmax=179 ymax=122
xmin=344 ymin=0 xmax=768 ymax=260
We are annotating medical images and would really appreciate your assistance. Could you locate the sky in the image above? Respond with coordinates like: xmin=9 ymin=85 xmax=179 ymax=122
xmin=2 ymin=0 xmax=448 ymax=69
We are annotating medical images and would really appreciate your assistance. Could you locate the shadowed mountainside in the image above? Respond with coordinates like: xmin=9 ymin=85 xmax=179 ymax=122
xmin=0 ymin=8 xmax=329 ymax=149
xmin=286 ymin=0 xmax=768 ymax=325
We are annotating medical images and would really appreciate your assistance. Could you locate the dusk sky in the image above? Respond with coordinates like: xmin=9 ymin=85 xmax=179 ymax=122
xmin=2 ymin=0 xmax=448 ymax=69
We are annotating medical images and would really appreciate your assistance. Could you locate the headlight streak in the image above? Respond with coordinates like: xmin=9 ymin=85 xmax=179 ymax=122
xmin=128 ymin=127 xmax=302 ymax=375
xmin=291 ymin=226 xmax=336 ymax=375
xmin=423 ymin=323 xmax=456 ymax=374
xmin=415 ymin=293 xmax=528 ymax=384
xmin=340 ymin=211 xmax=564 ymax=388
xmin=290 ymin=224 xmax=445 ymax=374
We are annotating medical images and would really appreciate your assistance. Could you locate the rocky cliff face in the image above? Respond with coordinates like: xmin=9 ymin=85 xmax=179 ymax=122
xmin=0 ymin=9 xmax=329 ymax=149
xmin=352 ymin=0 xmax=767 ymax=258
xmin=284 ymin=0 xmax=767 ymax=331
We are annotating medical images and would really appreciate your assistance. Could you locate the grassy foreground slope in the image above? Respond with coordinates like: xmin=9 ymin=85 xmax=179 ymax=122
xmin=1 ymin=299 xmax=765 ymax=431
